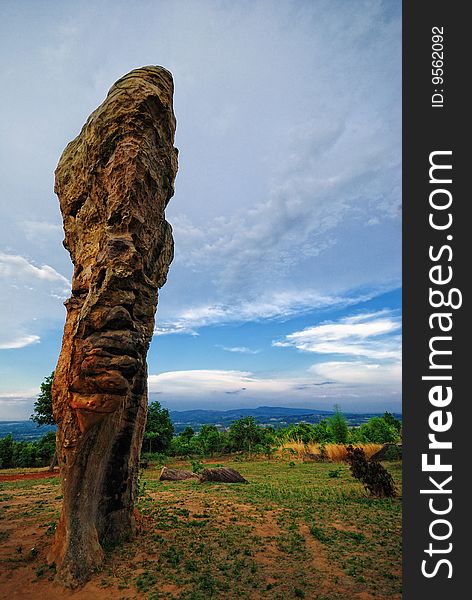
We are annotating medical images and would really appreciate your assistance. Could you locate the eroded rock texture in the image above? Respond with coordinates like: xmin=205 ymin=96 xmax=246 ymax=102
xmin=48 ymin=66 xmax=178 ymax=586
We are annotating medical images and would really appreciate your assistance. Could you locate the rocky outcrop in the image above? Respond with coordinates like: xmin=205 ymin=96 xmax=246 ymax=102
xmin=199 ymin=468 xmax=248 ymax=483
xmin=159 ymin=467 xmax=199 ymax=481
xmin=48 ymin=66 xmax=178 ymax=587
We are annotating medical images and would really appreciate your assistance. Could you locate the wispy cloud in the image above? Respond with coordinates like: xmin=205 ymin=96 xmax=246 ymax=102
xmin=273 ymin=311 xmax=402 ymax=390
xmin=0 ymin=0 xmax=401 ymax=408
xmin=155 ymin=290 xmax=379 ymax=334
xmin=0 ymin=252 xmax=70 ymax=287
xmin=0 ymin=252 xmax=69 ymax=350
xmin=273 ymin=311 xmax=401 ymax=361
xmin=216 ymin=345 xmax=260 ymax=355
xmin=309 ymin=360 xmax=401 ymax=386
xmin=149 ymin=369 xmax=313 ymax=398
xmin=0 ymin=334 xmax=40 ymax=350
xmin=147 ymin=367 xmax=400 ymax=411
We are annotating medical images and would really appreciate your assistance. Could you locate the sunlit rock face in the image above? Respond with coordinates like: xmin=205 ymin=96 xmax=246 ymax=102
xmin=49 ymin=66 xmax=178 ymax=587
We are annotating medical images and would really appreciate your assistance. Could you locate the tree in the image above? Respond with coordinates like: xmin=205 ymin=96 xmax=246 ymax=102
xmin=181 ymin=426 xmax=195 ymax=442
xmin=143 ymin=401 xmax=174 ymax=453
xmin=198 ymin=425 xmax=224 ymax=456
xmin=356 ymin=417 xmax=400 ymax=444
xmin=0 ymin=434 xmax=14 ymax=469
xmin=312 ymin=419 xmax=333 ymax=443
xmin=286 ymin=422 xmax=316 ymax=444
xmin=229 ymin=417 xmax=263 ymax=454
xmin=31 ymin=372 xmax=57 ymax=470
xmin=328 ymin=406 xmax=349 ymax=444
xmin=31 ymin=372 xmax=55 ymax=426
xmin=382 ymin=412 xmax=402 ymax=434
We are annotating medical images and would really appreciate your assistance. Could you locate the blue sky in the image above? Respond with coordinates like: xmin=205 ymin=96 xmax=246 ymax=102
xmin=0 ymin=0 xmax=401 ymax=419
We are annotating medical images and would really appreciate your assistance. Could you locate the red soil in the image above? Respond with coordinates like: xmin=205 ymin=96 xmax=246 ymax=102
xmin=0 ymin=470 xmax=59 ymax=482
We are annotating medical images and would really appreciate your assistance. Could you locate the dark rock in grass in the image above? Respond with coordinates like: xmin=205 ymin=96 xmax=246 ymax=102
xmin=159 ymin=467 xmax=199 ymax=481
xmin=302 ymin=453 xmax=329 ymax=462
xmin=199 ymin=467 xmax=248 ymax=483
xmin=370 ymin=444 xmax=402 ymax=462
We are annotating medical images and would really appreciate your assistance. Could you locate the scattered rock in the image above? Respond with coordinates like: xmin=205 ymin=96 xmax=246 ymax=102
xmin=159 ymin=467 xmax=199 ymax=481
xmin=199 ymin=468 xmax=248 ymax=483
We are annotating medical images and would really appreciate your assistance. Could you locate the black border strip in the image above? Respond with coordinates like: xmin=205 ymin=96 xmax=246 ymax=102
xmin=403 ymin=2 xmax=467 ymax=597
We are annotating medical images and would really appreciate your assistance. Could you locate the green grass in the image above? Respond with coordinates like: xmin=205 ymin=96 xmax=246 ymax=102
xmin=0 ymin=458 xmax=401 ymax=599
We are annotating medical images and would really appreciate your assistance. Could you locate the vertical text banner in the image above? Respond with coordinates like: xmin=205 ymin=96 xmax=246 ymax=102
xmin=403 ymin=1 xmax=467 ymax=598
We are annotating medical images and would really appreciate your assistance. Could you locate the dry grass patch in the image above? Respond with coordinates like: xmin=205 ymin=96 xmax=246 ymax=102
xmin=276 ymin=441 xmax=383 ymax=461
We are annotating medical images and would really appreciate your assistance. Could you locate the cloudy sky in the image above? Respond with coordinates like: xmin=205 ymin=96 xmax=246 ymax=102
xmin=0 ymin=0 xmax=401 ymax=419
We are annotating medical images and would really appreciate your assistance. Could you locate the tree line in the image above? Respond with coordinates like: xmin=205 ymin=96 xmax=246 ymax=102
xmin=144 ymin=402 xmax=401 ymax=459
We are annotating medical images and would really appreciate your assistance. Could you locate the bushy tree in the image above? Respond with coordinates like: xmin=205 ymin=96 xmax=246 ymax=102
xmin=35 ymin=431 xmax=57 ymax=463
xmin=30 ymin=372 xmax=57 ymax=469
xmin=0 ymin=434 xmax=14 ymax=469
xmin=328 ymin=406 xmax=349 ymax=443
xmin=0 ymin=432 xmax=56 ymax=469
xmin=198 ymin=425 xmax=224 ymax=456
xmin=286 ymin=422 xmax=315 ymax=444
xmin=181 ymin=426 xmax=195 ymax=442
xmin=229 ymin=417 xmax=263 ymax=454
xmin=253 ymin=426 xmax=277 ymax=459
xmin=31 ymin=372 xmax=55 ymax=426
xmin=144 ymin=401 xmax=174 ymax=453
xmin=383 ymin=412 xmax=402 ymax=434
xmin=354 ymin=417 xmax=400 ymax=444
xmin=14 ymin=442 xmax=36 ymax=468
xmin=312 ymin=419 xmax=333 ymax=443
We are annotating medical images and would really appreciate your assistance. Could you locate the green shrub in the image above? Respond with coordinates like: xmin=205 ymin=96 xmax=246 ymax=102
xmin=191 ymin=459 xmax=204 ymax=474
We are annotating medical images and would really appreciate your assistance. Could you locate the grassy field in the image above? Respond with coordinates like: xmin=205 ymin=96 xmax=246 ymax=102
xmin=0 ymin=458 xmax=402 ymax=599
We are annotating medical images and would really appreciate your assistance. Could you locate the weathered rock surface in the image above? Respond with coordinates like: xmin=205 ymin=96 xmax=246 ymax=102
xmin=48 ymin=66 xmax=178 ymax=587
xmin=199 ymin=468 xmax=248 ymax=483
xmin=159 ymin=467 xmax=199 ymax=481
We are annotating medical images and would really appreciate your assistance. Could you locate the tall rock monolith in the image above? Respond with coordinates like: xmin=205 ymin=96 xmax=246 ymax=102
xmin=48 ymin=66 xmax=178 ymax=586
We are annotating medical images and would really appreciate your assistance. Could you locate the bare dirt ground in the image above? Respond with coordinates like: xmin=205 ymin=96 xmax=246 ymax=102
xmin=0 ymin=469 xmax=59 ymax=482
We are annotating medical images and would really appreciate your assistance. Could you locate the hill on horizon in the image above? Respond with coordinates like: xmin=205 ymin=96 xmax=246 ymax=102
xmin=0 ymin=405 xmax=402 ymax=440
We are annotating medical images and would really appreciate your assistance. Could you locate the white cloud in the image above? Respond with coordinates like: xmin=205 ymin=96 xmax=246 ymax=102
xmin=0 ymin=0 xmax=401 ymax=403
xmin=147 ymin=368 xmax=401 ymax=411
xmin=0 ymin=335 xmax=40 ymax=350
xmin=149 ymin=369 xmax=315 ymax=400
xmin=273 ymin=311 xmax=401 ymax=361
xmin=273 ymin=311 xmax=402 ymax=391
xmin=0 ymin=252 xmax=70 ymax=286
xmin=0 ymin=395 xmax=38 ymax=421
xmin=217 ymin=346 xmax=260 ymax=355
xmin=155 ymin=289 xmax=377 ymax=334
xmin=309 ymin=361 xmax=401 ymax=386
xmin=0 ymin=252 xmax=70 ymax=350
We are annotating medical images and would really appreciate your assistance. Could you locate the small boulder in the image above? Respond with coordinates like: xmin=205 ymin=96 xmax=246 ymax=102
xmin=159 ymin=467 xmax=199 ymax=481
xmin=199 ymin=467 xmax=248 ymax=483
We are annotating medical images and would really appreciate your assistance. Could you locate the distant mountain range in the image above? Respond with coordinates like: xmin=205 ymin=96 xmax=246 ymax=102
xmin=168 ymin=406 xmax=401 ymax=433
xmin=0 ymin=406 xmax=402 ymax=440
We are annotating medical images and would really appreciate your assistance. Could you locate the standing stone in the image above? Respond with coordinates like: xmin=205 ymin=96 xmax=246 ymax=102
xmin=48 ymin=66 xmax=178 ymax=586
